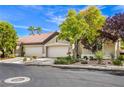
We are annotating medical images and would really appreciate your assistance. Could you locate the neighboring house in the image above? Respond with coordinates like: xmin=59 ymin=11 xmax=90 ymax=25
xmin=81 ymin=40 xmax=120 ymax=59
xmin=16 ymin=32 xmax=120 ymax=59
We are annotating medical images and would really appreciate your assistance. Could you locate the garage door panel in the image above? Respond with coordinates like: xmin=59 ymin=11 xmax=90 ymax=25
xmin=48 ymin=46 xmax=68 ymax=57
xmin=25 ymin=46 xmax=43 ymax=57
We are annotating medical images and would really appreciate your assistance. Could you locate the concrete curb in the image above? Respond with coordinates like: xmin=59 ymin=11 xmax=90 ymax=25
xmin=52 ymin=65 xmax=124 ymax=71
xmin=25 ymin=63 xmax=124 ymax=71
xmin=25 ymin=63 xmax=52 ymax=66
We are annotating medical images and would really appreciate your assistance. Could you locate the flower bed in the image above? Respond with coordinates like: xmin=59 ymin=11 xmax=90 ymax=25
xmin=54 ymin=56 xmax=77 ymax=65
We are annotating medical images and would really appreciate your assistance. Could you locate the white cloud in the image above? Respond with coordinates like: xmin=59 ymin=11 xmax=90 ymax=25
xmin=46 ymin=10 xmax=65 ymax=25
xmin=14 ymin=24 xmax=50 ymax=31
xmin=14 ymin=25 xmax=28 ymax=29
xmin=42 ymin=28 xmax=51 ymax=31
xmin=46 ymin=11 xmax=55 ymax=16
xmin=47 ymin=15 xmax=65 ymax=25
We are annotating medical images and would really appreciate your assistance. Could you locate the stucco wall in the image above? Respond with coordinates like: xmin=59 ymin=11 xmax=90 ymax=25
xmin=102 ymin=41 xmax=115 ymax=59
xmin=15 ymin=45 xmax=21 ymax=56
xmin=81 ymin=45 xmax=94 ymax=58
xmin=44 ymin=35 xmax=70 ymax=57
xmin=46 ymin=35 xmax=69 ymax=44
xmin=23 ymin=45 xmax=44 ymax=57
xmin=81 ymin=41 xmax=115 ymax=59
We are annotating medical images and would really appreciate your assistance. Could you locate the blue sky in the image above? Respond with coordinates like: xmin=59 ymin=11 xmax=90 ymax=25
xmin=0 ymin=5 xmax=124 ymax=37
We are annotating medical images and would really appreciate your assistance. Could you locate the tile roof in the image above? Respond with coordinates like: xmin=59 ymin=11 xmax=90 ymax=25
xmin=18 ymin=32 xmax=58 ymax=45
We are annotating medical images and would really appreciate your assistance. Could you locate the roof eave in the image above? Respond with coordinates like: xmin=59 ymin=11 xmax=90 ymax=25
xmin=20 ymin=32 xmax=59 ymax=45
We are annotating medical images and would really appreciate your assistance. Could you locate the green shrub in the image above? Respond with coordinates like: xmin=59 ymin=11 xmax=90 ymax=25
xmin=110 ymin=53 xmax=115 ymax=60
xmin=118 ymin=55 xmax=124 ymax=61
xmin=0 ymin=51 xmax=2 ymax=55
xmin=33 ymin=56 xmax=37 ymax=59
xmin=89 ymin=56 xmax=94 ymax=60
xmin=4 ymin=52 xmax=11 ymax=58
xmin=112 ymin=59 xmax=123 ymax=66
xmin=23 ymin=57 xmax=27 ymax=62
xmin=54 ymin=56 xmax=75 ymax=65
xmin=8 ymin=54 xmax=15 ymax=58
xmin=83 ymin=56 xmax=88 ymax=60
xmin=120 ymin=40 xmax=124 ymax=49
xmin=55 ymin=59 xmax=69 ymax=64
xmin=95 ymin=51 xmax=104 ymax=64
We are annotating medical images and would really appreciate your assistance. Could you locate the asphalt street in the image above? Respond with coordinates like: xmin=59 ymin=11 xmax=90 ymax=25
xmin=0 ymin=63 xmax=124 ymax=87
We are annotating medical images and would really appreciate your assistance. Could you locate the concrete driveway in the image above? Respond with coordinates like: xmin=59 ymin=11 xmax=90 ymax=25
xmin=0 ymin=63 xmax=124 ymax=87
xmin=0 ymin=57 xmax=23 ymax=64
xmin=0 ymin=57 xmax=55 ymax=65
xmin=25 ymin=58 xmax=55 ymax=65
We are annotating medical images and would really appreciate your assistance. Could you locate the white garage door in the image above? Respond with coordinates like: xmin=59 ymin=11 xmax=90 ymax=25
xmin=47 ymin=46 xmax=68 ymax=57
xmin=25 ymin=46 xmax=43 ymax=57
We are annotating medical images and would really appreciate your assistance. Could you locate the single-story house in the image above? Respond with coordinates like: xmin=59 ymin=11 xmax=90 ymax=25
xmin=16 ymin=32 xmax=70 ymax=58
xmin=16 ymin=32 xmax=120 ymax=59
xmin=81 ymin=40 xmax=120 ymax=59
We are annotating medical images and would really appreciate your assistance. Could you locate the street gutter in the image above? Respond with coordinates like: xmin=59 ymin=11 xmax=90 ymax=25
xmin=52 ymin=65 xmax=124 ymax=71
xmin=25 ymin=63 xmax=124 ymax=71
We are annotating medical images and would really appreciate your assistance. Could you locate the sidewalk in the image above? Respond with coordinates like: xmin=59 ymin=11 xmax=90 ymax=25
xmin=0 ymin=57 xmax=23 ymax=64
xmin=25 ymin=61 xmax=124 ymax=71
xmin=25 ymin=58 xmax=55 ymax=66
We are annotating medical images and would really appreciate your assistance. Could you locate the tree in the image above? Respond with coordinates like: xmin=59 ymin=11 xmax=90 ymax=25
xmin=80 ymin=6 xmax=106 ymax=52
xmin=0 ymin=21 xmax=18 ymax=58
xmin=58 ymin=9 xmax=88 ymax=58
xmin=28 ymin=26 xmax=35 ymax=35
xmin=28 ymin=26 xmax=42 ymax=35
xmin=36 ymin=27 xmax=42 ymax=34
xmin=58 ymin=6 xmax=105 ymax=58
xmin=101 ymin=13 xmax=124 ymax=42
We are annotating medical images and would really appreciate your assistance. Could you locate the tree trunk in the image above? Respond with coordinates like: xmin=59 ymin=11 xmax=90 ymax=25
xmin=67 ymin=43 xmax=72 ymax=57
xmin=1 ymin=50 xmax=5 ymax=58
xmin=73 ymin=44 xmax=77 ymax=59
xmin=73 ymin=40 xmax=80 ymax=59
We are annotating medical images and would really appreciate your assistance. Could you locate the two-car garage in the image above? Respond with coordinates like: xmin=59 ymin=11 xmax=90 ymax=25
xmin=23 ymin=44 xmax=69 ymax=58
xmin=47 ymin=45 xmax=69 ymax=57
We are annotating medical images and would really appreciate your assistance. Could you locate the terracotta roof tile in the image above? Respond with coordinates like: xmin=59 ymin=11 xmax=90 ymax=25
xmin=19 ymin=32 xmax=58 ymax=45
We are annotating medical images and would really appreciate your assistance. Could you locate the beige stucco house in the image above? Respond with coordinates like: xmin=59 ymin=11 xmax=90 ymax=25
xmin=16 ymin=32 xmax=70 ymax=58
xmin=81 ymin=40 xmax=120 ymax=59
xmin=16 ymin=32 xmax=120 ymax=59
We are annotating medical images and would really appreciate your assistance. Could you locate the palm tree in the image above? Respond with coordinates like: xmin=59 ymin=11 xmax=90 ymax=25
xmin=28 ymin=26 xmax=42 ymax=35
xmin=36 ymin=27 xmax=42 ymax=34
xmin=28 ymin=26 xmax=35 ymax=35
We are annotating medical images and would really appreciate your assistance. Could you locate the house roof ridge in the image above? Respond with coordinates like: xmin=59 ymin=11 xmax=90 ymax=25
xmin=18 ymin=31 xmax=59 ymax=45
xmin=19 ymin=31 xmax=58 ymax=38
